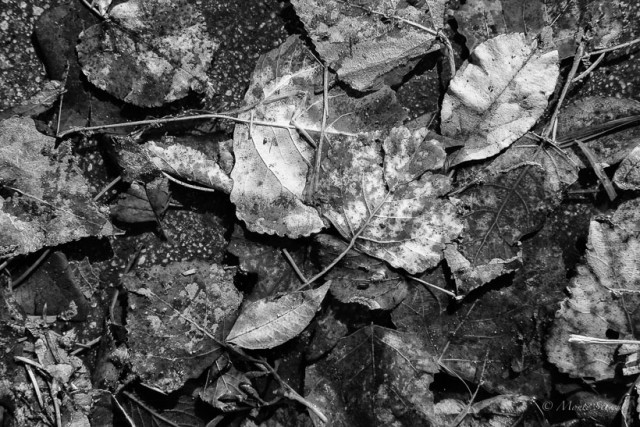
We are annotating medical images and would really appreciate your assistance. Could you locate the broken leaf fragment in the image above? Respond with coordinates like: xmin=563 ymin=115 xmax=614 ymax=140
xmin=77 ymin=0 xmax=217 ymax=106
xmin=290 ymin=0 xmax=444 ymax=91
xmin=0 ymin=117 xmax=113 ymax=258
xmin=546 ymin=200 xmax=640 ymax=380
xmin=317 ymin=126 xmax=461 ymax=274
xmin=123 ymin=261 xmax=241 ymax=393
xmin=226 ymin=281 xmax=330 ymax=350
xmin=442 ymin=33 xmax=559 ymax=166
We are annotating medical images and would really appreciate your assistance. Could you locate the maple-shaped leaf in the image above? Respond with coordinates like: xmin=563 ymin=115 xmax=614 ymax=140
xmin=446 ymin=136 xmax=581 ymax=292
xmin=0 ymin=117 xmax=113 ymax=258
xmin=290 ymin=0 xmax=445 ymax=91
xmin=123 ymin=261 xmax=241 ymax=393
xmin=317 ymin=126 xmax=462 ymax=274
xmin=305 ymin=325 xmax=440 ymax=427
xmin=442 ymin=33 xmax=559 ymax=166
xmin=226 ymin=281 xmax=331 ymax=350
xmin=546 ymin=200 xmax=640 ymax=380
xmin=76 ymin=0 xmax=216 ymax=106
xmin=231 ymin=35 xmax=406 ymax=238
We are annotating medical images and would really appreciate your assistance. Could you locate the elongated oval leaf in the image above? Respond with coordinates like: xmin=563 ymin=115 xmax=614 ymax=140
xmin=441 ymin=33 xmax=559 ymax=166
xmin=226 ymin=282 xmax=331 ymax=349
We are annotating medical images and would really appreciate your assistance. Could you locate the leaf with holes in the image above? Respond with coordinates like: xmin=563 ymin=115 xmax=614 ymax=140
xmin=546 ymin=200 xmax=640 ymax=380
xmin=123 ymin=261 xmax=241 ymax=393
xmin=305 ymin=325 xmax=439 ymax=426
xmin=0 ymin=117 xmax=113 ymax=259
xmin=226 ymin=281 xmax=331 ymax=349
xmin=316 ymin=126 xmax=462 ymax=274
xmin=447 ymin=135 xmax=580 ymax=292
xmin=442 ymin=33 xmax=559 ymax=166
xmin=231 ymin=35 xmax=406 ymax=238
xmin=77 ymin=0 xmax=217 ymax=106
xmin=290 ymin=0 xmax=445 ymax=91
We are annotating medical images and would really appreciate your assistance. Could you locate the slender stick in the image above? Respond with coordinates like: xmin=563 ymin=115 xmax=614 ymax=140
xmin=311 ymin=66 xmax=329 ymax=197
xmin=122 ymin=391 xmax=181 ymax=427
xmin=93 ymin=175 xmax=122 ymax=202
xmin=572 ymin=52 xmax=606 ymax=83
xmin=282 ymin=248 xmax=308 ymax=283
xmin=586 ymin=36 xmax=640 ymax=56
xmin=408 ymin=276 xmax=460 ymax=300
xmin=569 ymin=334 xmax=640 ymax=346
xmin=11 ymin=249 xmax=51 ymax=289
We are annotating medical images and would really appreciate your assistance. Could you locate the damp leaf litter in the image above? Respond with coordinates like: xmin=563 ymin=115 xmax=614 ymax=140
xmin=1 ymin=0 xmax=640 ymax=426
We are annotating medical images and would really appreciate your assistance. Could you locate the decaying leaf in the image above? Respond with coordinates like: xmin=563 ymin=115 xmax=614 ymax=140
xmin=231 ymin=35 xmax=406 ymax=238
xmin=144 ymin=139 xmax=233 ymax=193
xmin=111 ymin=178 xmax=170 ymax=224
xmin=447 ymin=137 xmax=581 ymax=292
xmin=317 ymin=126 xmax=462 ymax=274
xmin=199 ymin=357 xmax=260 ymax=412
xmin=442 ymin=33 xmax=559 ymax=166
xmin=433 ymin=395 xmax=534 ymax=426
xmin=76 ymin=0 xmax=217 ymax=106
xmin=546 ymin=200 xmax=640 ymax=380
xmin=0 ymin=117 xmax=113 ymax=258
xmin=290 ymin=0 xmax=444 ymax=91
xmin=123 ymin=261 xmax=241 ymax=392
xmin=614 ymin=145 xmax=640 ymax=190
xmin=305 ymin=325 xmax=440 ymax=426
xmin=0 ymin=80 xmax=64 ymax=120
xmin=314 ymin=234 xmax=408 ymax=310
xmin=226 ymin=281 xmax=331 ymax=350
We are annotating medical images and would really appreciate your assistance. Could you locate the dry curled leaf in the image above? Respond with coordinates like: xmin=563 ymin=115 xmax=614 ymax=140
xmin=0 ymin=117 xmax=113 ymax=258
xmin=123 ymin=261 xmax=241 ymax=392
xmin=226 ymin=281 xmax=331 ymax=350
xmin=546 ymin=200 xmax=640 ymax=380
xmin=290 ymin=0 xmax=444 ymax=91
xmin=442 ymin=33 xmax=559 ymax=166
xmin=77 ymin=0 xmax=217 ymax=106
xmin=317 ymin=126 xmax=462 ymax=274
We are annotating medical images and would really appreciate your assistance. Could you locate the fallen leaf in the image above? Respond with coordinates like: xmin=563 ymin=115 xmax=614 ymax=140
xmin=305 ymin=325 xmax=440 ymax=426
xmin=226 ymin=281 xmax=331 ymax=350
xmin=110 ymin=180 xmax=169 ymax=224
xmin=76 ymin=0 xmax=217 ymax=106
xmin=314 ymin=234 xmax=408 ymax=310
xmin=231 ymin=35 xmax=406 ymax=238
xmin=144 ymin=139 xmax=233 ymax=193
xmin=0 ymin=80 xmax=64 ymax=120
xmin=290 ymin=0 xmax=444 ymax=91
xmin=546 ymin=200 xmax=640 ymax=380
xmin=199 ymin=357 xmax=259 ymax=412
xmin=317 ymin=126 xmax=462 ymax=274
xmin=446 ymin=136 xmax=581 ymax=292
xmin=123 ymin=261 xmax=241 ymax=393
xmin=0 ymin=117 xmax=113 ymax=258
xmin=614 ymin=145 xmax=640 ymax=190
xmin=442 ymin=33 xmax=559 ymax=166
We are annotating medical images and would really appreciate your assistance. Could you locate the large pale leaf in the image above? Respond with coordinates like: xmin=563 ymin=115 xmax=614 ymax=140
xmin=290 ymin=0 xmax=444 ymax=91
xmin=226 ymin=281 xmax=331 ymax=350
xmin=317 ymin=126 xmax=462 ymax=274
xmin=546 ymin=200 xmax=640 ymax=380
xmin=231 ymin=36 xmax=406 ymax=238
xmin=123 ymin=261 xmax=241 ymax=393
xmin=442 ymin=33 xmax=559 ymax=166
xmin=0 ymin=117 xmax=113 ymax=258
xmin=77 ymin=0 xmax=216 ymax=106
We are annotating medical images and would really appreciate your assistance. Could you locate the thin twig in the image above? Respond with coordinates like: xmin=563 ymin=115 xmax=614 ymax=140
xmin=57 ymin=112 xmax=358 ymax=139
xmin=11 ymin=249 xmax=51 ymax=289
xmin=310 ymin=66 xmax=329 ymax=197
xmin=572 ymin=52 xmax=606 ymax=82
xmin=70 ymin=337 xmax=102 ymax=356
xmin=408 ymin=276 xmax=461 ymax=300
xmin=93 ymin=175 xmax=122 ymax=202
xmin=448 ymin=351 xmax=490 ymax=427
xmin=160 ymin=171 xmax=218 ymax=192
xmin=586 ymin=36 xmax=640 ymax=56
xmin=112 ymin=394 xmax=138 ymax=427
xmin=574 ymin=138 xmax=617 ymax=201
xmin=24 ymin=363 xmax=45 ymax=409
xmin=282 ymin=248 xmax=308 ymax=283
xmin=78 ymin=0 xmax=106 ymax=19
xmin=568 ymin=334 xmax=640 ymax=346
xmin=438 ymin=301 xmax=478 ymax=364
